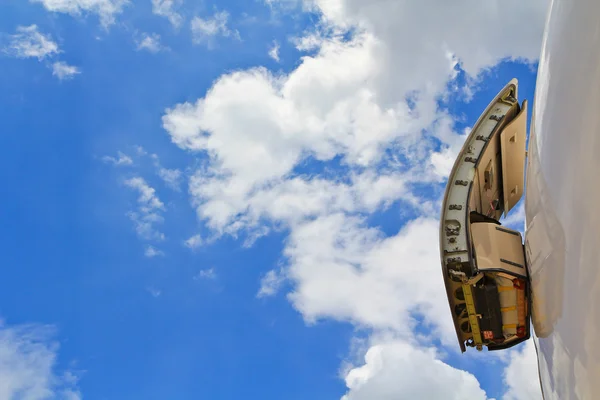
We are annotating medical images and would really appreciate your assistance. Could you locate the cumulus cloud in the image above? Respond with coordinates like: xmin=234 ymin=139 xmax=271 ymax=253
xmin=144 ymin=245 xmax=164 ymax=258
xmin=2 ymin=25 xmax=82 ymax=79
xmin=184 ymin=234 xmax=203 ymax=250
xmin=191 ymin=11 xmax=238 ymax=46
xmin=292 ymin=31 xmax=327 ymax=52
xmin=503 ymin=340 xmax=543 ymax=400
xmin=30 ymin=0 xmax=128 ymax=27
xmin=152 ymin=0 xmax=183 ymax=28
xmin=157 ymin=167 xmax=182 ymax=191
xmin=283 ymin=216 xmax=456 ymax=342
xmin=134 ymin=145 xmax=148 ymax=156
xmin=163 ymin=60 xmax=427 ymax=234
xmin=283 ymin=0 xmax=546 ymax=78
xmin=429 ymin=124 xmax=470 ymax=179
xmin=124 ymin=177 xmax=165 ymax=241
xmin=161 ymin=0 xmax=549 ymax=396
xmin=129 ymin=147 xmax=182 ymax=189
xmin=52 ymin=61 xmax=81 ymax=80
xmin=163 ymin=0 xmax=547 ymax=284
xmin=102 ymin=151 xmax=133 ymax=166
xmin=342 ymin=339 xmax=489 ymax=400
xmin=135 ymin=33 xmax=166 ymax=53
xmin=186 ymin=170 xmax=412 ymax=235
xmin=268 ymin=41 xmax=280 ymax=62
xmin=2 ymin=25 xmax=59 ymax=60
xmin=193 ymin=268 xmax=216 ymax=280
xmin=0 ymin=322 xmax=81 ymax=400
xmin=163 ymin=45 xmax=413 ymax=169
xmin=125 ymin=177 xmax=164 ymax=213
xmin=258 ymin=269 xmax=285 ymax=298
xmin=163 ymin=0 xmax=547 ymax=333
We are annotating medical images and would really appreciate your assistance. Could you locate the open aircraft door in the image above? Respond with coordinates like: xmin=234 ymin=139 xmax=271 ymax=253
xmin=439 ymin=79 xmax=531 ymax=352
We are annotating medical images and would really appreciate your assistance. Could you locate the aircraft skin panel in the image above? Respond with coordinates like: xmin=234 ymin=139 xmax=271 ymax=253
xmin=526 ymin=0 xmax=600 ymax=398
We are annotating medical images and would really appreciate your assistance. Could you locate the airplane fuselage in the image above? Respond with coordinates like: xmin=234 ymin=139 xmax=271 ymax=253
xmin=525 ymin=0 xmax=600 ymax=398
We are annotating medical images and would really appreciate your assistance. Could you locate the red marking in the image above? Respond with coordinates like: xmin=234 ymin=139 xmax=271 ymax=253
xmin=483 ymin=330 xmax=494 ymax=340
xmin=513 ymin=279 xmax=525 ymax=290
xmin=517 ymin=326 xmax=526 ymax=338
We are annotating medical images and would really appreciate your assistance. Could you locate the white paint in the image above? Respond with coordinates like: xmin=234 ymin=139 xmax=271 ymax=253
xmin=526 ymin=0 xmax=600 ymax=398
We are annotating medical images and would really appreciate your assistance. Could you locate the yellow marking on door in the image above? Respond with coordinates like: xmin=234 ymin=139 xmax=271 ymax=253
xmin=498 ymin=286 xmax=514 ymax=292
xmin=462 ymin=284 xmax=483 ymax=350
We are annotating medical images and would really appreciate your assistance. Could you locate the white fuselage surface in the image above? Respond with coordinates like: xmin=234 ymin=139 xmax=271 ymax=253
xmin=526 ymin=0 xmax=600 ymax=398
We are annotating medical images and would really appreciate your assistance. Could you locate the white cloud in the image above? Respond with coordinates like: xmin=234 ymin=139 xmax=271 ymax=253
xmin=144 ymin=245 xmax=164 ymax=258
xmin=62 ymin=390 xmax=82 ymax=400
xmin=128 ymin=147 xmax=182 ymax=189
xmin=52 ymin=61 xmax=81 ymax=80
xmin=30 ymin=0 xmax=128 ymax=27
xmin=152 ymin=0 xmax=183 ymax=28
xmin=135 ymin=150 xmax=182 ymax=190
xmin=157 ymin=167 xmax=182 ymax=191
xmin=193 ymin=267 xmax=216 ymax=280
xmin=124 ymin=177 xmax=165 ymax=241
xmin=162 ymin=0 xmax=549 ymax=396
xmin=184 ymin=234 xmax=202 ymax=250
xmin=187 ymin=170 xmax=411 ymax=235
xmin=163 ymin=42 xmax=414 ymax=169
xmin=135 ymin=32 xmax=166 ymax=53
xmin=241 ymin=225 xmax=270 ymax=248
xmin=282 ymin=215 xmax=456 ymax=343
xmin=163 ymin=0 xmax=547 ymax=342
xmin=341 ymin=339 xmax=489 ymax=400
xmin=191 ymin=11 xmax=239 ymax=46
xmin=258 ymin=269 xmax=285 ymax=298
xmin=126 ymin=211 xmax=164 ymax=241
xmin=2 ymin=26 xmax=82 ymax=78
xmin=429 ymin=124 xmax=470 ymax=179
xmin=0 ymin=322 xmax=81 ymax=400
xmin=268 ymin=41 xmax=280 ymax=62
xmin=125 ymin=177 xmax=164 ymax=212
xmin=163 ymin=61 xmax=426 ymax=234
xmin=503 ymin=340 xmax=543 ymax=400
xmin=102 ymin=151 xmax=133 ymax=166
xmin=282 ymin=0 xmax=546 ymax=79
xmin=3 ymin=25 xmax=59 ymax=60
xmin=292 ymin=31 xmax=327 ymax=52
xmin=134 ymin=145 xmax=148 ymax=156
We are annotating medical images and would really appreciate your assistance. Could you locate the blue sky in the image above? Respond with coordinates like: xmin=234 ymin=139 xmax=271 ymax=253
xmin=0 ymin=1 xmax=547 ymax=399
